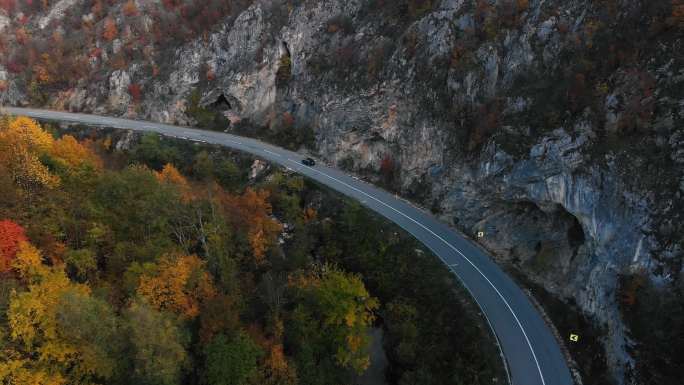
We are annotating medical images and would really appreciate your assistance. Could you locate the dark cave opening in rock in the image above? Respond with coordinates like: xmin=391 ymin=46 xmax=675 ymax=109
xmin=281 ymin=41 xmax=291 ymax=57
xmin=530 ymin=202 xmax=586 ymax=249
xmin=211 ymin=93 xmax=232 ymax=111
xmin=507 ymin=201 xmax=587 ymax=266
xmin=544 ymin=203 xmax=586 ymax=262
xmin=567 ymin=214 xmax=585 ymax=250
xmin=531 ymin=203 xmax=587 ymax=258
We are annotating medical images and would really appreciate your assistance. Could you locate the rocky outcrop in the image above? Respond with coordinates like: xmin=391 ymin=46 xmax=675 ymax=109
xmin=0 ymin=66 xmax=25 ymax=106
xmin=0 ymin=12 xmax=9 ymax=32
xmin=107 ymin=70 xmax=132 ymax=114
xmin=438 ymin=129 xmax=652 ymax=380
xmin=38 ymin=0 xmax=82 ymax=29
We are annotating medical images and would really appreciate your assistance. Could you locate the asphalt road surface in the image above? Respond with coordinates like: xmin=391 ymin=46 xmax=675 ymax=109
xmin=2 ymin=107 xmax=574 ymax=385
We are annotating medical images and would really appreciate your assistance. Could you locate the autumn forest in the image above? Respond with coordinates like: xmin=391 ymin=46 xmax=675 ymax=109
xmin=0 ymin=116 xmax=502 ymax=385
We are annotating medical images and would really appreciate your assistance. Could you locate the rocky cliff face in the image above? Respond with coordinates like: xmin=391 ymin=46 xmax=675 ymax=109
xmin=3 ymin=1 xmax=683 ymax=383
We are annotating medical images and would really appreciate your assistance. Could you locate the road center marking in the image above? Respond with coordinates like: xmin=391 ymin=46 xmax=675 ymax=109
xmin=263 ymin=149 xmax=281 ymax=157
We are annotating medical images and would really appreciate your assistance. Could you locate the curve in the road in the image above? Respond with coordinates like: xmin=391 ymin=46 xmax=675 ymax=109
xmin=1 ymin=107 xmax=574 ymax=385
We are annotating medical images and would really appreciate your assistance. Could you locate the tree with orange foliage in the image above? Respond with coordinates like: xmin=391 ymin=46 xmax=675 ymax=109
xmin=102 ymin=17 xmax=118 ymax=41
xmin=302 ymin=207 xmax=317 ymax=223
xmin=15 ymin=27 xmax=29 ymax=45
xmin=51 ymin=135 xmax=102 ymax=170
xmin=257 ymin=342 xmax=298 ymax=385
xmin=137 ymin=254 xmax=217 ymax=319
xmin=156 ymin=164 xmax=188 ymax=186
xmin=0 ymin=220 xmax=27 ymax=273
xmin=155 ymin=163 xmax=193 ymax=201
xmin=249 ymin=319 xmax=298 ymax=385
xmin=32 ymin=53 xmax=56 ymax=85
xmin=122 ymin=0 xmax=139 ymax=17
xmin=220 ymin=188 xmax=283 ymax=266
xmin=32 ymin=65 xmax=51 ymax=84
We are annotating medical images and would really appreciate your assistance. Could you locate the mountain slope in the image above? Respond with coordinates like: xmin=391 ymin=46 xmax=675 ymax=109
xmin=2 ymin=1 xmax=683 ymax=383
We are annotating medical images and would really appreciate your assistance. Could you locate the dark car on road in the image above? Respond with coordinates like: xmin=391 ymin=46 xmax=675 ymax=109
xmin=301 ymin=157 xmax=316 ymax=166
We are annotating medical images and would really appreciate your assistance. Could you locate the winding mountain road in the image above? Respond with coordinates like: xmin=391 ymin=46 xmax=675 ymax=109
xmin=1 ymin=107 xmax=574 ymax=385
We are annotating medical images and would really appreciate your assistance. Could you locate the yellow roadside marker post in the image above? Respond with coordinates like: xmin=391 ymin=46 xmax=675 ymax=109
xmin=477 ymin=231 xmax=485 ymax=238
xmin=569 ymin=333 xmax=580 ymax=343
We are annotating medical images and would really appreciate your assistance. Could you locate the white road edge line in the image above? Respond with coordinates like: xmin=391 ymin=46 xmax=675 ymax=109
xmin=290 ymin=159 xmax=545 ymax=385
xmin=444 ymin=263 xmax=513 ymax=385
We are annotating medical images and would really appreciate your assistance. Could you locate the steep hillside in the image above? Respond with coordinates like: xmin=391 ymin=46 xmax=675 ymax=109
xmin=2 ymin=1 xmax=683 ymax=384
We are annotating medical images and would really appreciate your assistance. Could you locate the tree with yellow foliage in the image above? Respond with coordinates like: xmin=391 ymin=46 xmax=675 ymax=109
xmin=7 ymin=146 xmax=59 ymax=192
xmin=0 ymin=117 xmax=59 ymax=192
xmin=1 ymin=242 xmax=122 ymax=384
xmin=11 ymin=241 xmax=49 ymax=282
xmin=137 ymin=254 xmax=217 ymax=319
xmin=0 ymin=116 xmax=54 ymax=153
xmin=287 ymin=264 xmax=378 ymax=382
xmin=0 ymin=358 xmax=68 ymax=385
